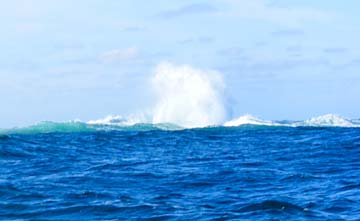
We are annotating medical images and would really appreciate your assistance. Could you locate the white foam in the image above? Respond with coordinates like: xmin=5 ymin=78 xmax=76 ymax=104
xmin=87 ymin=114 xmax=146 ymax=126
xmin=223 ymin=114 xmax=359 ymax=128
xmin=223 ymin=115 xmax=280 ymax=127
xmin=151 ymin=62 xmax=228 ymax=128
xmin=296 ymin=114 xmax=356 ymax=127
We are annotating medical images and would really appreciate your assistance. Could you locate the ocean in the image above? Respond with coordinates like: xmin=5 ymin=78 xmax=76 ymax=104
xmin=1 ymin=116 xmax=360 ymax=220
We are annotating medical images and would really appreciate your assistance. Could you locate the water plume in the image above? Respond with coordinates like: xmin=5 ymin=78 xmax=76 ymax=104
xmin=151 ymin=62 xmax=228 ymax=128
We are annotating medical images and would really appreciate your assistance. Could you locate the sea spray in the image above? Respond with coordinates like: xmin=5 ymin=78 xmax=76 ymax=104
xmin=151 ymin=62 xmax=228 ymax=128
xmin=84 ymin=63 xmax=229 ymax=128
xmin=2 ymin=61 xmax=360 ymax=133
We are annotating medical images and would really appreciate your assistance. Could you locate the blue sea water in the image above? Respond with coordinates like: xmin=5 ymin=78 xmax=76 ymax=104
xmin=1 ymin=125 xmax=360 ymax=220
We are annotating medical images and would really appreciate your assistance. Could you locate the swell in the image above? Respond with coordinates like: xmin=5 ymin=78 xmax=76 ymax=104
xmin=0 ymin=121 xmax=183 ymax=135
xmin=1 ymin=114 xmax=359 ymax=135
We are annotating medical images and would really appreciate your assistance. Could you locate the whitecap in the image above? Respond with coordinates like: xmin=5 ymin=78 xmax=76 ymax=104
xmin=223 ymin=115 xmax=281 ymax=127
xmin=295 ymin=114 xmax=356 ymax=127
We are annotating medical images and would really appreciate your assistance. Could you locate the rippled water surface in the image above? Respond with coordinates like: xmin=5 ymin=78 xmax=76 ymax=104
xmin=1 ymin=126 xmax=360 ymax=220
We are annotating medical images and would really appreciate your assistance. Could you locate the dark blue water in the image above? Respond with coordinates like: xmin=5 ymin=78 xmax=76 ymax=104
xmin=1 ymin=126 xmax=360 ymax=220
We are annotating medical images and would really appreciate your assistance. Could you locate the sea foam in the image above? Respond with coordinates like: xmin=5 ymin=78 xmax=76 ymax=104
xmin=297 ymin=114 xmax=355 ymax=127
xmin=222 ymin=114 xmax=359 ymax=128
xmin=223 ymin=115 xmax=280 ymax=127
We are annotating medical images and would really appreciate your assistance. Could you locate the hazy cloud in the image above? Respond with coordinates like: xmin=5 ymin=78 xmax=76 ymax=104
xmin=339 ymin=59 xmax=360 ymax=69
xmin=100 ymin=47 xmax=139 ymax=63
xmin=255 ymin=41 xmax=268 ymax=47
xmin=271 ymin=29 xmax=305 ymax=37
xmin=220 ymin=58 xmax=331 ymax=74
xmin=198 ymin=36 xmax=214 ymax=43
xmin=121 ymin=26 xmax=146 ymax=32
xmin=156 ymin=3 xmax=218 ymax=19
xmin=179 ymin=36 xmax=214 ymax=45
xmin=287 ymin=46 xmax=302 ymax=52
xmin=323 ymin=48 xmax=348 ymax=54
xmin=217 ymin=47 xmax=245 ymax=56
xmin=286 ymin=46 xmax=303 ymax=57
xmin=224 ymin=0 xmax=334 ymax=26
xmin=349 ymin=59 xmax=360 ymax=65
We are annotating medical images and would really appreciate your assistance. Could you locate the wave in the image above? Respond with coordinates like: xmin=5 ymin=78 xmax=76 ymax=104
xmin=223 ymin=114 xmax=360 ymax=128
xmin=0 ymin=117 xmax=183 ymax=135
xmin=223 ymin=114 xmax=359 ymax=128
xmin=1 ymin=63 xmax=358 ymax=134
xmin=294 ymin=114 xmax=356 ymax=127
xmin=223 ymin=115 xmax=281 ymax=127
xmin=87 ymin=115 xmax=146 ymax=126
xmin=1 ymin=114 xmax=359 ymax=135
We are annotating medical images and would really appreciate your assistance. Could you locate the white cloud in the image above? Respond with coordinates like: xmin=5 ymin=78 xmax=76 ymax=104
xmin=100 ymin=47 xmax=139 ymax=63
xmin=156 ymin=3 xmax=218 ymax=19
xmin=224 ymin=0 xmax=333 ymax=26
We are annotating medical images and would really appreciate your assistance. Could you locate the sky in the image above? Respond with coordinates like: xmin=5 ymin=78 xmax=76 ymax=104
xmin=1 ymin=0 xmax=360 ymax=128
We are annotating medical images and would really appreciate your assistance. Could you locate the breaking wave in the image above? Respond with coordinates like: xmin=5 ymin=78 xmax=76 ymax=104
xmin=1 ymin=63 xmax=359 ymax=134
xmin=223 ymin=114 xmax=359 ymax=128
xmin=223 ymin=115 xmax=281 ymax=127
xmin=1 ymin=114 xmax=359 ymax=134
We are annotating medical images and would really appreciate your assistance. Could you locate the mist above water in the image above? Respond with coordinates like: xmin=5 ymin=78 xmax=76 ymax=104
xmin=151 ymin=62 xmax=228 ymax=128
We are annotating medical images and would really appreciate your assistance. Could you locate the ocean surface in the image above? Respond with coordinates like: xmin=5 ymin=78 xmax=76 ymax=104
xmin=1 ymin=116 xmax=360 ymax=220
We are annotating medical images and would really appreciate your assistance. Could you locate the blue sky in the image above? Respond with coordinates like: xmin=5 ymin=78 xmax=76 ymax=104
xmin=1 ymin=0 xmax=360 ymax=127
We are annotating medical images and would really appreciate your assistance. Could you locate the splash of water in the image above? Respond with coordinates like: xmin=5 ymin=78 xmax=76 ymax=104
xmin=2 ymin=62 xmax=359 ymax=134
xmin=151 ymin=62 xmax=228 ymax=128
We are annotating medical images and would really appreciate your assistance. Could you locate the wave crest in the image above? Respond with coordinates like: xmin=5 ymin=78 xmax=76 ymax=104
xmin=1 ymin=114 xmax=359 ymax=135
xmin=298 ymin=114 xmax=355 ymax=127
xmin=223 ymin=114 xmax=359 ymax=128
xmin=0 ymin=121 xmax=183 ymax=134
xmin=223 ymin=115 xmax=279 ymax=127
xmin=87 ymin=115 xmax=145 ymax=126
